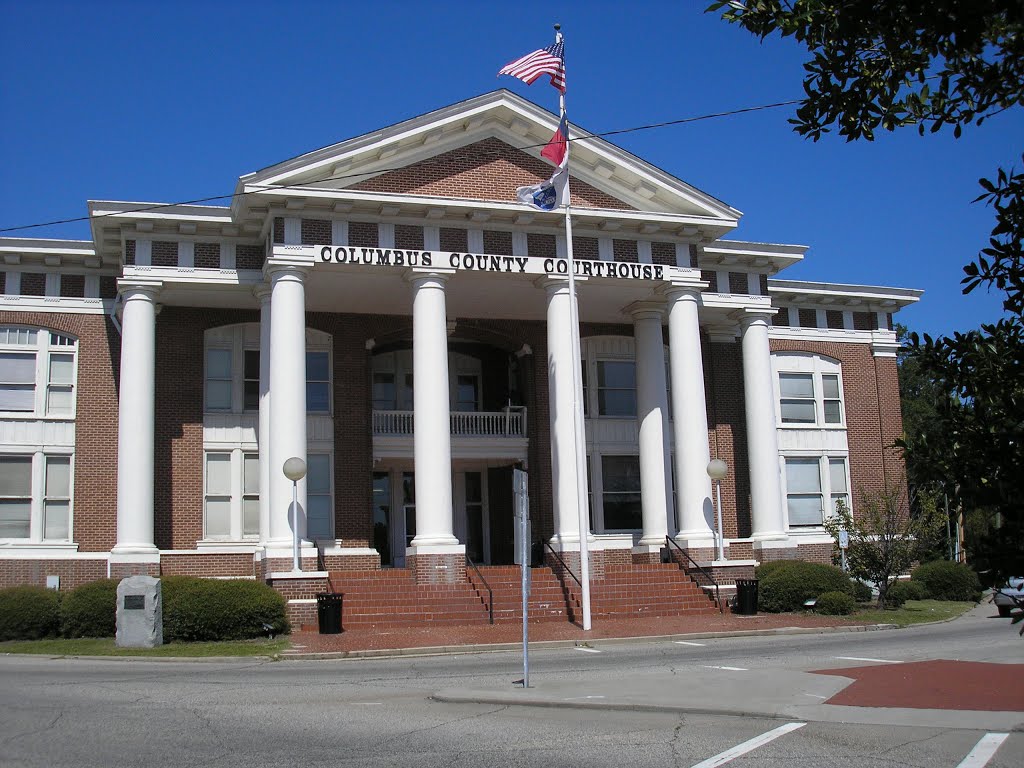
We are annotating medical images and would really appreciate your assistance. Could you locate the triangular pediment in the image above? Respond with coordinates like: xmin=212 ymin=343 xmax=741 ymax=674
xmin=236 ymin=90 xmax=740 ymax=223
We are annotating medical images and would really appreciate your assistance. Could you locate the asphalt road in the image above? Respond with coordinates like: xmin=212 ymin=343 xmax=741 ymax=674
xmin=1 ymin=606 xmax=1021 ymax=768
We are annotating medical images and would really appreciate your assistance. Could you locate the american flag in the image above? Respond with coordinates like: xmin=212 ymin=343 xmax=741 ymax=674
xmin=498 ymin=39 xmax=565 ymax=93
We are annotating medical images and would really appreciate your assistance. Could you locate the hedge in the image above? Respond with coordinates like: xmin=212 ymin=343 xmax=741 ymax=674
xmin=911 ymin=561 xmax=982 ymax=602
xmin=884 ymin=579 xmax=927 ymax=608
xmin=60 ymin=579 xmax=118 ymax=638
xmin=816 ymin=591 xmax=857 ymax=615
xmin=162 ymin=577 xmax=289 ymax=642
xmin=0 ymin=586 xmax=62 ymax=641
xmin=756 ymin=560 xmax=853 ymax=613
xmin=850 ymin=580 xmax=874 ymax=603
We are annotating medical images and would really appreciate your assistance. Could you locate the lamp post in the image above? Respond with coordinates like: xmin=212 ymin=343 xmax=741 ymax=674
xmin=283 ymin=457 xmax=307 ymax=572
xmin=706 ymin=459 xmax=728 ymax=562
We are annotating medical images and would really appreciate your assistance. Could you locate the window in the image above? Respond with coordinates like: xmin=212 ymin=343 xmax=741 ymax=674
xmin=306 ymin=351 xmax=330 ymax=413
xmin=372 ymin=372 xmax=396 ymax=410
xmin=773 ymin=354 xmax=845 ymax=427
xmin=203 ymin=451 xmax=259 ymax=540
xmin=306 ymin=453 xmax=333 ymax=539
xmin=597 ymin=360 xmax=636 ymax=417
xmin=601 ymin=455 xmax=642 ymax=530
xmin=784 ymin=456 xmax=851 ymax=527
xmin=0 ymin=328 xmax=77 ymax=416
xmin=204 ymin=325 xmax=331 ymax=414
xmin=455 ymin=375 xmax=479 ymax=412
xmin=0 ymin=453 xmax=73 ymax=541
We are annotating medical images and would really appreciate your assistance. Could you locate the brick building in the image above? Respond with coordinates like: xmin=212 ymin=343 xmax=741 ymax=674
xmin=0 ymin=91 xmax=920 ymax=626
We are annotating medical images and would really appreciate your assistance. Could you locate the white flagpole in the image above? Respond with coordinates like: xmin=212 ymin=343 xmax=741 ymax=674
xmin=555 ymin=24 xmax=592 ymax=631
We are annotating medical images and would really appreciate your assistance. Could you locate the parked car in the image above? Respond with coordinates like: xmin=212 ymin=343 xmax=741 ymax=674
xmin=992 ymin=576 xmax=1024 ymax=617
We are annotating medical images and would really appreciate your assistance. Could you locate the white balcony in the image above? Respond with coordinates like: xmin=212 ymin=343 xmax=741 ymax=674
xmin=372 ymin=407 xmax=527 ymax=438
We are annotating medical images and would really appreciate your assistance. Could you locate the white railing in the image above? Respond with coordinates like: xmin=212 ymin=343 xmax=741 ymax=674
xmin=373 ymin=407 xmax=526 ymax=437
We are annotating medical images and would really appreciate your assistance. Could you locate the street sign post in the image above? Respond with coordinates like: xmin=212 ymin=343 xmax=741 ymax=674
xmin=838 ymin=528 xmax=849 ymax=571
xmin=514 ymin=468 xmax=530 ymax=688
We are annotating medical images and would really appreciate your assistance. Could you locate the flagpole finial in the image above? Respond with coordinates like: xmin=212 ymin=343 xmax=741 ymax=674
xmin=554 ymin=23 xmax=561 ymax=31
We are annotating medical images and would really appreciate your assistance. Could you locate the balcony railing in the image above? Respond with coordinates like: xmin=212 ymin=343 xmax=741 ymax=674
xmin=373 ymin=407 xmax=527 ymax=437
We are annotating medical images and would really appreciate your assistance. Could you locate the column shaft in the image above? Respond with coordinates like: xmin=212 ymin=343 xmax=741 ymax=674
xmin=257 ymin=289 xmax=272 ymax=545
xmin=545 ymin=280 xmax=581 ymax=543
xmin=268 ymin=267 xmax=307 ymax=546
xmin=114 ymin=285 xmax=159 ymax=554
xmin=668 ymin=289 xmax=715 ymax=543
xmin=742 ymin=313 xmax=786 ymax=539
xmin=410 ymin=272 xmax=457 ymax=547
xmin=633 ymin=309 xmax=670 ymax=546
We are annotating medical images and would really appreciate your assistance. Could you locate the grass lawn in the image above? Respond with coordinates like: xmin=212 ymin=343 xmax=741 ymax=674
xmin=849 ymin=599 xmax=975 ymax=627
xmin=0 ymin=637 xmax=290 ymax=657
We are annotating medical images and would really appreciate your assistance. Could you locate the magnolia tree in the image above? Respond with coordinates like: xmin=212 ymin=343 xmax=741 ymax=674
xmin=824 ymin=485 xmax=943 ymax=608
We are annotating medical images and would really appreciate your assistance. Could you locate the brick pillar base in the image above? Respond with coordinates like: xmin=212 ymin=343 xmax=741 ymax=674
xmin=407 ymin=552 xmax=466 ymax=584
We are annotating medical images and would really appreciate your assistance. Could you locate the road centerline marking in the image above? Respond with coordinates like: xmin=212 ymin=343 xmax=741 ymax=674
xmin=674 ymin=641 xmax=706 ymax=646
xmin=834 ymin=656 xmax=902 ymax=664
xmin=702 ymin=665 xmax=748 ymax=671
xmin=574 ymin=646 xmax=601 ymax=653
xmin=956 ymin=733 xmax=1009 ymax=768
xmin=689 ymin=722 xmax=806 ymax=767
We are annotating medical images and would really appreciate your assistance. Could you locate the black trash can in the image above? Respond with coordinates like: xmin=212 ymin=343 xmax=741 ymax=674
xmin=316 ymin=592 xmax=343 ymax=634
xmin=734 ymin=579 xmax=758 ymax=615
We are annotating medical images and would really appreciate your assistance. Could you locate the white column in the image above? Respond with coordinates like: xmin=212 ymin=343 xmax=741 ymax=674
xmin=409 ymin=269 xmax=458 ymax=548
xmin=255 ymin=286 xmax=272 ymax=546
xmin=667 ymin=287 xmax=716 ymax=544
xmin=544 ymin=278 xmax=582 ymax=544
xmin=113 ymin=283 xmax=160 ymax=554
xmin=268 ymin=266 xmax=308 ymax=547
xmin=632 ymin=305 xmax=670 ymax=548
xmin=741 ymin=311 xmax=787 ymax=539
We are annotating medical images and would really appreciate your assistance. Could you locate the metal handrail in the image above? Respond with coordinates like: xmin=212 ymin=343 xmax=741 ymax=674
xmin=543 ymin=540 xmax=582 ymax=588
xmin=465 ymin=555 xmax=494 ymax=624
xmin=665 ymin=536 xmax=723 ymax=613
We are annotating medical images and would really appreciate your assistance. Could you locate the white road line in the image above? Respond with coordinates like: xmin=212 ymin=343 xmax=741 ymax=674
xmin=956 ymin=733 xmax=1009 ymax=768
xmin=702 ymin=665 xmax=748 ymax=671
xmin=689 ymin=722 xmax=806 ymax=768
xmin=352 ymin=702 xmax=383 ymax=706
xmin=574 ymin=646 xmax=601 ymax=653
xmin=674 ymin=641 xmax=706 ymax=646
xmin=833 ymin=656 xmax=903 ymax=664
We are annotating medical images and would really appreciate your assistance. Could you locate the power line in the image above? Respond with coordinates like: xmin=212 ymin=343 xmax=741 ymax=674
xmin=0 ymin=100 xmax=801 ymax=235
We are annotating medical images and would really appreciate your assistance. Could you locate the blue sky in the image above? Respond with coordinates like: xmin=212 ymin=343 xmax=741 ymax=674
xmin=2 ymin=1 xmax=1020 ymax=338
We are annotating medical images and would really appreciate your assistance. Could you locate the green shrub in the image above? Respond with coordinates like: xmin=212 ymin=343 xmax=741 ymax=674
xmin=61 ymin=579 xmax=118 ymax=638
xmin=911 ymin=561 xmax=982 ymax=601
xmin=0 ymin=586 xmax=62 ymax=641
xmin=816 ymin=590 xmax=857 ymax=615
xmin=884 ymin=579 xmax=926 ymax=608
xmin=753 ymin=560 xmax=791 ymax=579
xmin=850 ymin=580 xmax=874 ymax=603
xmin=757 ymin=560 xmax=853 ymax=613
xmin=163 ymin=577 xmax=289 ymax=642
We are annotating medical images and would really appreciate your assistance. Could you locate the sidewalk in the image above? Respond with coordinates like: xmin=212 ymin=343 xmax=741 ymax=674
xmin=284 ymin=611 xmax=882 ymax=658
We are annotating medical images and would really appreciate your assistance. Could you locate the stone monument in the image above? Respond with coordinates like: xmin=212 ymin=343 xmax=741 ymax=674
xmin=116 ymin=575 xmax=163 ymax=648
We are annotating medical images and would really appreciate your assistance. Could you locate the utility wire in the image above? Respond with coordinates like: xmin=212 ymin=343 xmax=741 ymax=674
xmin=0 ymin=99 xmax=801 ymax=235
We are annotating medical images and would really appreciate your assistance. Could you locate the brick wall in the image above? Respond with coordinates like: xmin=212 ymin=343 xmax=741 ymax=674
xmin=770 ymin=338 xmax=905 ymax=514
xmin=705 ymin=339 xmax=752 ymax=538
xmin=352 ymin=137 xmax=634 ymax=211
xmin=0 ymin=559 xmax=107 ymax=591
xmin=0 ymin=311 xmax=120 ymax=552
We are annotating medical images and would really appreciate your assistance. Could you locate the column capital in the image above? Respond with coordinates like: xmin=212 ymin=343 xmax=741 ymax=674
xmin=405 ymin=267 xmax=456 ymax=287
xmin=660 ymin=278 xmax=709 ymax=301
xmin=737 ymin=307 xmax=779 ymax=327
xmin=265 ymin=263 xmax=310 ymax=281
xmin=625 ymin=300 xmax=666 ymax=321
xmin=117 ymin=279 xmax=162 ymax=300
xmin=253 ymin=284 xmax=272 ymax=303
xmin=535 ymin=274 xmax=589 ymax=293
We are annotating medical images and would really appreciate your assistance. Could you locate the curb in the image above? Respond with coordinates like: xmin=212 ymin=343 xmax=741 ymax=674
xmin=276 ymin=622 xmax=898 ymax=661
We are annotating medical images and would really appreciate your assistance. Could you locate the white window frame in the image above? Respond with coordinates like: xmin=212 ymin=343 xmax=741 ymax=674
xmin=202 ymin=449 xmax=260 ymax=542
xmin=0 ymin=327 xmax=78 ymax=419
xmin=0 ymin=450 xmax=74 ymax=543
xmin=204 ymin=325 xmax=332 ymax=415
xmin=305 ymin=451 xmax=335 ymax=541
xmin=596 ymin=453 xmax=643 ymax=533
xmin=782 ymin=453 xmax=852 ymax=529
xmin=772 ymin=352 xmax=846 ymax=428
